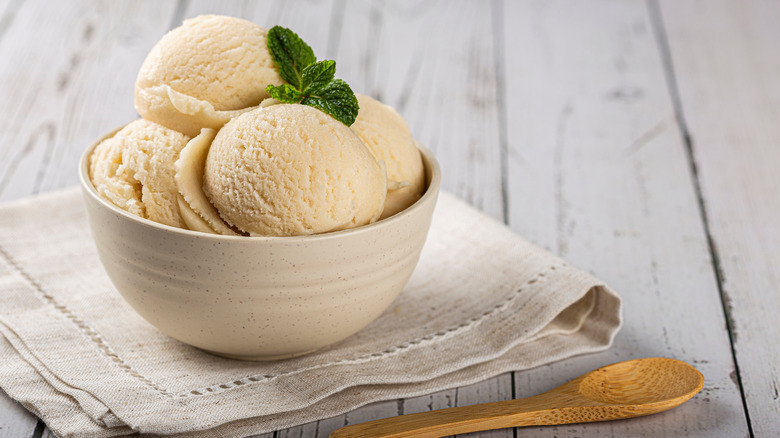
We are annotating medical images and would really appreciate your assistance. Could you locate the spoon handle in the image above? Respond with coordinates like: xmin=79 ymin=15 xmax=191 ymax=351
xmin=329 ymin=389 xmax=585 ymax=438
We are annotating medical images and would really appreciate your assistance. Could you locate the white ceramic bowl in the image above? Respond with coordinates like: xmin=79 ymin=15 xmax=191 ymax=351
xmin=79 ymin=133 xmax=441 ymax=360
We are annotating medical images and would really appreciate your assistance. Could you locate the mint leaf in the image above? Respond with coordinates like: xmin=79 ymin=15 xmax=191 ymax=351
xmin=302 ymin=79 xmax=359 ymax=126
xmin=266 ymin=26 xmax=316 ymax=89
xmin=300 ymin=60 xmax=336 ymax=95
xmin=265 ymin=84 xmax=304 ymax=103
xmin=265 ymin=27 xmax=359 ymax=126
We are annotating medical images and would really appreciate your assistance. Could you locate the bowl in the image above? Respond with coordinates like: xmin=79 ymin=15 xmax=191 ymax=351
xmin=79 ymin=131 xmax=441 ymax=360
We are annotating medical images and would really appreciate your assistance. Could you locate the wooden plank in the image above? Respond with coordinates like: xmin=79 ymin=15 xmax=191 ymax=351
xmin=0 ymin=390 xmax=37 ymax=438
xmin=0 ymin=1 xmax=178 ymax=202
xmin=0 ymin=0 xmax=21 ymax=43
xmin=0 ymin=0 xmax=11 ymax=21
xmin=502 ymin=0 xmax=748 ymax=436
xmin=658 ymin=0 xmax=780 ymax=435
xmin=181 ymin=0 xmax=334 ymax=54
xmin=336 ymin=0 xmax=506 ymax=222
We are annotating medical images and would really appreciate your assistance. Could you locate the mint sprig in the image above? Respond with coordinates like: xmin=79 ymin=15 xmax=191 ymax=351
xmin=265 ymin=26 xmax=359 ymax=126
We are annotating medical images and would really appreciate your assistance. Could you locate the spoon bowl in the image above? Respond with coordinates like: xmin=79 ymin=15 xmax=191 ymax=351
xmin=330 ymin=358 xmax=704 ymax=437
xmin=578 ymin=357 xmax=704 ymax=405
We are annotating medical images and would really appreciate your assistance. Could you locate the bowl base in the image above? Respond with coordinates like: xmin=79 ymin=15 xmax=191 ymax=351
xmin=201 ymin=346 xmax=324 ymax=361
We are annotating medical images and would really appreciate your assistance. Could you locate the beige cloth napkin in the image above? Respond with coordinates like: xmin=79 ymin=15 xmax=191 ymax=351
xmin=0 ymin=188 xmax=621 ymax=438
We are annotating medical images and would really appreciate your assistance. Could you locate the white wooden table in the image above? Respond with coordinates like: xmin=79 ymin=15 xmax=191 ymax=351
xmin=0 ymin=1 xmax=777 ymax=437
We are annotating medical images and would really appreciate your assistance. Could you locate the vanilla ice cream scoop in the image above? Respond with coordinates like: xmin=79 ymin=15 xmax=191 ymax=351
xmin=351 ymin=94 xmax=425 ymax=219
xmin=89 ymin=119 xmax=190 ymax=228
xmin=203 ymin=105 xmax=387 ymax=236
xmin=135 ymin=15 xmax=284 ymax=137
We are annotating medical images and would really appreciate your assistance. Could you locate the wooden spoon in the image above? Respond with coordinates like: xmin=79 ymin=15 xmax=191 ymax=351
xmin=329 ymin=357 xmax=704 ymax=437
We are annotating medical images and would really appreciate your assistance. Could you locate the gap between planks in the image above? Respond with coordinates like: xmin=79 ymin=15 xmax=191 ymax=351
xmin=645 ymin=1 xmax=754 ymax=436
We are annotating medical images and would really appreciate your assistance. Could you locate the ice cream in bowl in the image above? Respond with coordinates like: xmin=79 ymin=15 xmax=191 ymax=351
xmin=79 ymin=128 xmax=439 ymax=361
xmin=79 ymin=16 xmax=441 ymax=360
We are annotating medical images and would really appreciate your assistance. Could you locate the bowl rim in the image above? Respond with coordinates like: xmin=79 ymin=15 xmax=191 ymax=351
xmin=79 ymin=124 xmax=442 ymax=243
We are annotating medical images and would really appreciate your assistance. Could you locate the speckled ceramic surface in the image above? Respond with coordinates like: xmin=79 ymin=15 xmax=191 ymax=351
xmin=79 ymin=132 xmax=441 ymax=360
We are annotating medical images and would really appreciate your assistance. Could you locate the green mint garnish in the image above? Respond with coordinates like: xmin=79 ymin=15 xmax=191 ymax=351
xmin=301 ymin=79 xmax=359 ymax=127
xmin=266 ymin=83 xmax=304 ymax=102
xmin=265 ymin=26 xmax=359 ymax=126
xmin=300 ymin=60 xmax=336 ymax=94
xmin=266 ymin=26 xmax=315 ymax=89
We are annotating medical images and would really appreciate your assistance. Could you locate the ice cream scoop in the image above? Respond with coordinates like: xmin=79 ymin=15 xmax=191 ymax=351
xmin=351 ymin=94 xmax=425 ymax=219
xmin=175 ymin=128 xmax=240 ymax=235
xmin=89 ymin=119 xmax=190 ymax=228
xmin=135 ymin=15 xmax=284 ymax=137
xmin=203 ymin=104 xmax=387 ymax=236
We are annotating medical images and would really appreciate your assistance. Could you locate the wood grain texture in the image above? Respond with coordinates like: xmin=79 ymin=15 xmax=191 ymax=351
xmin=501 ymin=0 xmax=749 ymax=436
xmin=337 ymin=0 xmax=506 ymax=221
xmin=0 ymin=0 xmax=22 ymax=44
xmin=659 ymin=0 xmax=780 ymax=435
xmin=0 ymin=0 xmax=178 ymax=202
xmin=330 ymin=358 xmax=704 ymax=437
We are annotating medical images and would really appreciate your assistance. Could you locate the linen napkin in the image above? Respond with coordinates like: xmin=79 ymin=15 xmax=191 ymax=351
xmin=0 ymin=188 xmax=621 ymax=438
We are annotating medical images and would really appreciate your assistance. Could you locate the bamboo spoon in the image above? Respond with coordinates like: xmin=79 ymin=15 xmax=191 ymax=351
xmin=329 ymin=358 xmax=704 ymax=438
